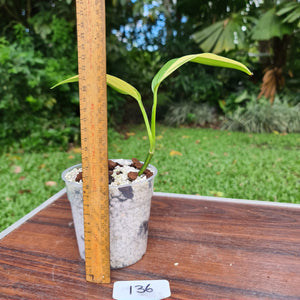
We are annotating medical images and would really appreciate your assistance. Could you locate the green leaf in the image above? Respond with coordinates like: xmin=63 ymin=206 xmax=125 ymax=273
xmin=193 ymin=15 xmax=247 ymax=54
xmin=106 ymin=74 xmax=141 ymax=102
xmin=213 ymin=27 xmax=227 ymax=54
xmin=51 ymin=74 xmax=141 ymax=102
xmin=51 ymin=73 xmax=151 ymax=151
xmin=193 ymin=20 xmax=223 ymax=44
xmin=218 ymin=99 xmax=226 ymax=112
xmin=235 ymin=90 xmax=249 ymax=103
xmin=252 ymin=8 xmax=292 ymax=40
xmin=277 ymin=2 xmax=298 ymax=16
xmin=152 ymin=53 xmax=252 ymax=92
xmin=282 ymin=10 xmax=300 ymax=24
xmin=200 ymin=26 xmax=223 ymax=53
xmin=51 ymin=75 xmax=79 ymax=89
xmin=106 ymin=75 xmax=152 ymax=161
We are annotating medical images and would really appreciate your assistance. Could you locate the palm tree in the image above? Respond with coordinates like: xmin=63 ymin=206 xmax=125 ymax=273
xmin=192 ymin=0 xmax=300 ymax=103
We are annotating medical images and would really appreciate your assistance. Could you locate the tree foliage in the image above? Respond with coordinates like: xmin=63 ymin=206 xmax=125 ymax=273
xmin=192 ymin=0 xmax=300 ymax=103
xmin=0 ymin=2 xmax=80 ymax=151
xmin=0 ymin=0 xmax=299 ymax=151
xmin=0 ymin=0 xmax=127 ymax=150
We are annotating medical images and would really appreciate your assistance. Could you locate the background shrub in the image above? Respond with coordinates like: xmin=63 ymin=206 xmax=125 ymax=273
xmin=0 ymin=0 xmax=299 ymax=152
xmin=222 ymin=97 xmax=300 ymax=133
xmin=165 ymin=102 xmax=219 ymax=127
xmin=0 ymin=19 xmax=80 ymax=152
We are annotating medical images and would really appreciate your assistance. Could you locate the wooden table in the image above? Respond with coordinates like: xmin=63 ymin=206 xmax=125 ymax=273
xmin=1 ymin=190 xmax=300 ymax=299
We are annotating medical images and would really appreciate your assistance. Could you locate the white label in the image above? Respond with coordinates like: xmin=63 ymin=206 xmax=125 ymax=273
xmin=113 ymin=280 xmax=171 ymax=300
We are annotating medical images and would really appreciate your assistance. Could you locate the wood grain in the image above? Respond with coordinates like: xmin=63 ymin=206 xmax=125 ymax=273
xmin=1 ymin=193 xmax=300 ymax=299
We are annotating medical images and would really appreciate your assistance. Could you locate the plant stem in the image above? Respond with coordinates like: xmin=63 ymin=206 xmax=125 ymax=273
xmin=136 ymin=95 xmax=154 ymax=176
xmin=150 ymin=89 xmax=158 ymax=149
xmin=138 ymin=88 xmax=158 ymax=175
xmin=138 ymin=151 xmax=154 ymax=175
xmin=136 ymin=99 xmax=153 ymax=150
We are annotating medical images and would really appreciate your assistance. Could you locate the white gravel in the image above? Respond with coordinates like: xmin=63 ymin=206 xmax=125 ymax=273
xmin=64 ymin=159 xmax=150 ymax=186
xmin=64 ymin=167 xmax=82 ymax=182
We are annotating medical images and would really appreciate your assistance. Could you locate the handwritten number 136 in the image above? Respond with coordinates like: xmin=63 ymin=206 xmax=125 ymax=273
xmin=130 ymin=284 xmax=153 ymax=294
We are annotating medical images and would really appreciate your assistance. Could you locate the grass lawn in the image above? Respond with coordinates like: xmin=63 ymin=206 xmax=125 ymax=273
xmin=1 ymin=125 xmax=299 ymax=232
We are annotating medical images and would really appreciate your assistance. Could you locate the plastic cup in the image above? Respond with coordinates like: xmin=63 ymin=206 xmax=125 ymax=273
xmin=61 ymin=160 xmax=157 ymax=268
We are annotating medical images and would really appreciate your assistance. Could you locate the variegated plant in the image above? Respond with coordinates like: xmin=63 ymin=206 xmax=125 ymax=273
xmin=52 ymin=53 xmax=252 ymax=174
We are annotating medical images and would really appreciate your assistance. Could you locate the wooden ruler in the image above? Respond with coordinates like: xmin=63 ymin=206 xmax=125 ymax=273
xmin=76 ymin=0 xmax=110 ymax=283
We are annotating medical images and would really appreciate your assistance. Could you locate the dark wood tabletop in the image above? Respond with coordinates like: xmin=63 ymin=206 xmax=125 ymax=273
xmin=1 ymin=191 xmax=300 ymax=299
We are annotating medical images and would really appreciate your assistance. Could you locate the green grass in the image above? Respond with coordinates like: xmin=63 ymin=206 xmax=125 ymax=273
xmin=1 ymin=125 xmax=299 ymax=232
xmin=111 ymin=125 xmax=300 ymax=202
xmin=1 ymin=151 xmax=81 ymax=231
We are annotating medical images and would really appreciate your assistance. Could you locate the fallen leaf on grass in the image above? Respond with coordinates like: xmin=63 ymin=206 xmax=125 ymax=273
xmin=18 ymin=189 xmax=32 ymax=194
xmin=45 ymin=181 xmax=57 ymax=187
xmin=39 ymin=164 xmax=46 ymax=169
xmin=68 ymin=155 xmax=75 ymax=159
xmin=19 ymin=176 xmax=26 ymax=180
xmin=124 ymin=132 xmax=135 ymax=139
xmin=13 ymin=166 xmax=22 ymax=173
xmin=209 ymin=191 xmax=224 ymax=197
xmin=8 ymin=156 xmax=22 ymax=161
xmin=157 ymin=135 xmax=163 ymax=140
xmin=160 ymin=171 xmax=169 ymax=176
xmin=170 ymin=150 xmax=182 ymax=156
xmin=127 ymin=132 xmax=136 ymax=136
xmin=72 ymin=147 xmax=81 ymax=154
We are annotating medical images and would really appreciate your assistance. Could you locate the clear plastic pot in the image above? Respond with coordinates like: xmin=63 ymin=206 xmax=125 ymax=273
xmin=61 ymin=160 xmax=157 ymax=269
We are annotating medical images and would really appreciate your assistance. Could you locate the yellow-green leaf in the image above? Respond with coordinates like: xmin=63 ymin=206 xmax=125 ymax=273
xmin=51 ymin=74 xmax=141 ymax=103
xmin=106 ymin=74 xmax=141 ymax=102
xmin=151 ymin=53 xmax=252 ymax=93
xmin=51 ymin=75 xmax=79 ymax=89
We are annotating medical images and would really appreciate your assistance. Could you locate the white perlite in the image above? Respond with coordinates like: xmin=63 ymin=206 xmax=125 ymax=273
xmin=64 ymin=159 xmax=150 ymax=186
xmin=61 ymin=159 xmax=157 ymax=269
xmin=111 ymin=165 xmax=146 ymax=186
xmin=64 ymin=167 xmax=82 ymax=183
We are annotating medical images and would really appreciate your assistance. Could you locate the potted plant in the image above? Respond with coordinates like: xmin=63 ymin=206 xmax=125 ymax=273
xmin=54 ymin=53 xmax=252 ymax=268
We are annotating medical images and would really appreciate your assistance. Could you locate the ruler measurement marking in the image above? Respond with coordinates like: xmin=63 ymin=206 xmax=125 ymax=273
xmin=76 ymin=0 xmax=110 ymax=283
